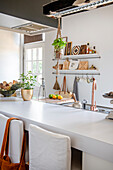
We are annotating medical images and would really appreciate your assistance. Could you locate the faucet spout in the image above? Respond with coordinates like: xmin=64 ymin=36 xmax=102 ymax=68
xmin=91 ymin=78 xmax=97 ymax=111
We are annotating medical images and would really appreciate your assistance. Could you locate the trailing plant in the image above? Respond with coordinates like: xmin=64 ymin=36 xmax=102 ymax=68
xmin=19 ymin=71 xmax=37 ymax=90
xmin=52 ymin=38 xmax=67 ymax=51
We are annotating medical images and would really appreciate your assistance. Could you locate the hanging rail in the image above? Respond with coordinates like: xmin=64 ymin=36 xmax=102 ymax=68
xmin=52 ymin=72 xmax=100 ymax=75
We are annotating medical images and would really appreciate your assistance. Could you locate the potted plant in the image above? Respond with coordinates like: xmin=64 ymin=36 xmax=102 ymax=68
xmin=52 ymin=38 xmax=67 ymax=59
xmin=19 ymin=71 xmax=37 ymax=101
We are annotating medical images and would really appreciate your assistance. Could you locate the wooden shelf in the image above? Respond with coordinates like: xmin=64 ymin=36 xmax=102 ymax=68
xmin=52 ymin=54 xmax=101 ymax=60
xmin=52 ymin=70 xmax=100 ymax=75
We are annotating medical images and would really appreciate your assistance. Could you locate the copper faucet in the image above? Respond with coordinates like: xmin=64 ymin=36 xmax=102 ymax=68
xmin=91 ymin=78 xmax=97 ymax=111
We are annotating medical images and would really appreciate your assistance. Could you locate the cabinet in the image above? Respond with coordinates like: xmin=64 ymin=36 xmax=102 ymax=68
xmin=82 ymin=152 xmax=113 ymax=170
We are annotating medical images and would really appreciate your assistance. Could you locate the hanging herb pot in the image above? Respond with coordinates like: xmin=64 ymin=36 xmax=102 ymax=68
xmin=52 ymin=38 xmax=67 ymax=59
xmin=52 ymin=18 xmax=67 ymax=59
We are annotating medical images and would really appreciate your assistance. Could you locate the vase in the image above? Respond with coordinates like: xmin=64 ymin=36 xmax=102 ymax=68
xmin=21 ymin=89 xmax=33 ymax=101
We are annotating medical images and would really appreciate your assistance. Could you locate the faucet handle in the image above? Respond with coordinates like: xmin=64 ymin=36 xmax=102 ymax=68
xmin=82 ymin=99 xmax=87 ymax=109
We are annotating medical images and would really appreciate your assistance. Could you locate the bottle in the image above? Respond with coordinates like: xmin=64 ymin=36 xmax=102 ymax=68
xmin=89 ymin=48 xmax=93 ymax=54
xmin=38 ymin=78 xmax=46 ymax=100
xmin=87 ymin=43 xmax=90 ymax=54
xmin=92 ymin=46 xmax=96 ymax=53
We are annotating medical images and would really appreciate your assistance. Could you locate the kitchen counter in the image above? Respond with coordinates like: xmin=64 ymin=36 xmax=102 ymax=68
xmin=0 ymin=98 xmax=113 ymax=164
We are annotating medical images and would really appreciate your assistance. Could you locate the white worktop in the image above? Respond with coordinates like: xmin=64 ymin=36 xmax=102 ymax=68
xmin=0 ymin=98 xmax=113 ymax=163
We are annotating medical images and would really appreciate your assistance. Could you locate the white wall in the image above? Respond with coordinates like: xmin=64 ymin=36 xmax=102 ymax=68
xmin=45 ymin=30 xmax=56 ymax=96
xmin=45 ymin=5 xmax=113 ymax=108
xmin=0 ymin=29 xmax=21 ymax=82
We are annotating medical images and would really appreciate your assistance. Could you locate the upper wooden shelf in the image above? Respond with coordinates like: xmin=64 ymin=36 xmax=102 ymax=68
xmin=53 ymin=54 xmax=101 ymax=60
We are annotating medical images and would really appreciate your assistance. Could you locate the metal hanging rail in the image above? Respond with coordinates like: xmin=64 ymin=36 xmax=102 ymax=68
xmin=52 ymin=72 xmax=100 ymax=75
xmin=50 ymin=0 xmax=113 ymax=18
xmin=52 ymin=56 xmax=101 ymax=60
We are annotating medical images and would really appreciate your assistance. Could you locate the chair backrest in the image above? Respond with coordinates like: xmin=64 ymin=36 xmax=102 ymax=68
xmin=29 ymin=124 xmax=71 ymax=170
xmin=0 ymin=113 xmax=23 ymax=163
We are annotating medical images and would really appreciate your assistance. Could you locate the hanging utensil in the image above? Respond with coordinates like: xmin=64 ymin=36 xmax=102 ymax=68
xmin=76 ymin=76 xmax=80 ymax=82
xmin=53 ymin=76 xmax=60 ymax=90
xmin=73 ymin=76 xmax=79 ymax=101
xmin=62 ymin=76 xmax=66 ymax=94
xmin=87 ymin=75 xmax=90 ymax=83
xmin=90 ymin=76 xmax=94 ymax=82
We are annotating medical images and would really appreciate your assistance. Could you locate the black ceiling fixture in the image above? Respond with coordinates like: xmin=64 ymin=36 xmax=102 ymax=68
xmin=43 ymin=0 xmax=77 ymax=15
xmin=0 ymin=0 xmax=58 ymax=28
xmin=43 ymin=0 xmax=113 ymax=18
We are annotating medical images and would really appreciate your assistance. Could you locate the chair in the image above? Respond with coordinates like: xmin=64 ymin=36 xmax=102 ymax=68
xmin=0 ymin=113 xmax=23 ymax=163
xmin=29 ymin=124 xmax=71 ymax=170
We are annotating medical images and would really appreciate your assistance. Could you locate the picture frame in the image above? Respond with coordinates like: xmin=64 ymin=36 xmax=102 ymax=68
xmin=61 ymin=36 xmax=68 ymax=55
xmin=69 ymin=60 xmax=79 ymax=70
xmin=72 ymin=45 xmax=81 ymax=55
xmin=66 ymin=42 xmax=72 ymax=55
xmin=79 ymin=45 xmax=87 ymax=54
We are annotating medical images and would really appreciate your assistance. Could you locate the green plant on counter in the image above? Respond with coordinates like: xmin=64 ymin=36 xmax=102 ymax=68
xmin=19 ymin=71 xmax=37 ymax=89
xmin=52 ymin=38 xmax=67 ymax=51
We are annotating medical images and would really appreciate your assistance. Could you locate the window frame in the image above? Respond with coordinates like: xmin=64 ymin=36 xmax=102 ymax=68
xmin=24 ymin=41 xmax=45 ymax=87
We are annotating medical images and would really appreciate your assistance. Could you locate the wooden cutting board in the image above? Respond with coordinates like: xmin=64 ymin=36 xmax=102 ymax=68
xmin=39 ymin=98 xmax=74 ymax=104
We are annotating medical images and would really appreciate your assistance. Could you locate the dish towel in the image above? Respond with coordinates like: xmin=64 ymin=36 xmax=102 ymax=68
xmin=73 ymin=76 xmax=79 ymax=101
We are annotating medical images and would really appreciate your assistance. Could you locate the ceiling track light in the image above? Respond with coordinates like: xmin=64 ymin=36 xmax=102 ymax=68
xmin=51 ymin=0 xmax=113 ymax=18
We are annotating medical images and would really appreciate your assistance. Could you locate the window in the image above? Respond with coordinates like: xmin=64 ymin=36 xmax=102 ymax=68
xmin=24 ymin=42 xmax=44 ymax=95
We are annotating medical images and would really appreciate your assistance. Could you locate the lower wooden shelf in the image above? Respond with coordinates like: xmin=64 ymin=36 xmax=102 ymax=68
xmin=52 ymin=70 xmax=100 ymax=75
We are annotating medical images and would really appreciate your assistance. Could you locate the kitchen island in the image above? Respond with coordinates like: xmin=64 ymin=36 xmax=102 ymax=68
xmin=0 ymin=98 xmax=113 ymax=170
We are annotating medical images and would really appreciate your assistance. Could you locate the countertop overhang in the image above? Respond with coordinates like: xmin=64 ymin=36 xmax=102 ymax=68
xmin=0 ymin=99 xmax=113 ymax=163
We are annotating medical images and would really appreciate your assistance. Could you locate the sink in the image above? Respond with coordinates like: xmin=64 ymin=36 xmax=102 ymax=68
xmin=62 ymin=102 xmax=112 ymax=114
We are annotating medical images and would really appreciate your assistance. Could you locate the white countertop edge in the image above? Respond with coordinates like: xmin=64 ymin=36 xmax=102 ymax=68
xmin=0 ymin=110 xmax=113 ymax=163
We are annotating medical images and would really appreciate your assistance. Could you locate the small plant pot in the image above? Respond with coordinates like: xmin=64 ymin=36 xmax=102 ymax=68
xmin=55 ymin=50 xmax=61 ymax=59
xmin=21 ymin=89 xmax=33 ymax=101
